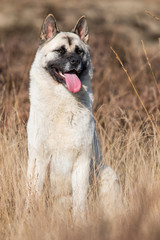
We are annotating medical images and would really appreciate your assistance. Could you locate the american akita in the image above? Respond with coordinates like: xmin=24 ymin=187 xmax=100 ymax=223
xmin=27 ymin=14 xmax=120 ymax=218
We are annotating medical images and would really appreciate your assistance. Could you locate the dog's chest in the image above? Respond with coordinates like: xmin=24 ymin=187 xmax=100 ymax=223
xmin=47 ymin=104 xmax=94 ymax=152
xmin=28 ymin=82 xmax=95 ymax=164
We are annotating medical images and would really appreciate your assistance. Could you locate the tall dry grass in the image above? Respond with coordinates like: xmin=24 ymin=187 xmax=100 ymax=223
xmin=0 ymin=27 xmax=160 ymax=240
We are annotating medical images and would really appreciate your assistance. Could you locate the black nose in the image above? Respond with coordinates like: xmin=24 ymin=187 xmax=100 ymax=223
xmin=70 ymin=56 xmax=80 ymax=66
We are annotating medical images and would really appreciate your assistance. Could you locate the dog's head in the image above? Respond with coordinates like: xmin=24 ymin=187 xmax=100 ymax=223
xmin=37 ymin=14 xmax=91 ymax=93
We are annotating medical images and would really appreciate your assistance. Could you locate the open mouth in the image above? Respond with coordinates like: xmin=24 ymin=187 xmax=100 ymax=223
xmin=52 ymin=68 xmax=82 ymax=93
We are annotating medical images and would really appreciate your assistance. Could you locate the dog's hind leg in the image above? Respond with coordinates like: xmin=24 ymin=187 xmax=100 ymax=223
xmin=98 ymin=165 xmax=121 ymax=218
xmin=92 ymin=131 xmax=121 ymax=217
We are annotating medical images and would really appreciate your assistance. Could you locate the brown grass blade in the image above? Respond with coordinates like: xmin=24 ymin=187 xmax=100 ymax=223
xmin=145 ymin=10 xmax=160 ymax=21
xmin=141 ymin=40 xmax=160 ymax=95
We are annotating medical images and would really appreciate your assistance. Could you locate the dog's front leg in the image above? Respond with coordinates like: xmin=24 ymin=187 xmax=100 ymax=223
xmin=72 ymin=155 xmax=90 ymax=220
xmin=27 ymin=147 xmax=50 ymax=204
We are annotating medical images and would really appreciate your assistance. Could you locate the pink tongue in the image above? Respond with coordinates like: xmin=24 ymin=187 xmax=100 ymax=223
xmin=64 ymin=73 xmax=81 ymax=93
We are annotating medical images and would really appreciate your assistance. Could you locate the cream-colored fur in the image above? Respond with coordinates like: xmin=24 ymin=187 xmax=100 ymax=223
xmin=27 ymin=21 xmax=120 ymax=219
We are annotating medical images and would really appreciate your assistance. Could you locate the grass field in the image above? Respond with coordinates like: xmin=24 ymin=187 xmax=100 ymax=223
xmin=0 ymin=0 xmax=160 ymax=239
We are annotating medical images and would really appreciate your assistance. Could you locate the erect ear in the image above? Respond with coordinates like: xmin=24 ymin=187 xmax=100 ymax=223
xmin=40 ymin=14 xmax=60 ymax=42
xmin=72 ymin=16 xmax=89 ymax=44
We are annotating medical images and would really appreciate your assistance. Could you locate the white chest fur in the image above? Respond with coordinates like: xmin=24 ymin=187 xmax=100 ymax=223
xmin=27 ymin=76 xmax=95 ymax=160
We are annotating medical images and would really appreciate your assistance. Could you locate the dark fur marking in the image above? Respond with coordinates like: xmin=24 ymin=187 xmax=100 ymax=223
xmin=67 ymin=37 xmax=72 ymax=46
xmin=62 ymin=36 xmax=72 ymax=46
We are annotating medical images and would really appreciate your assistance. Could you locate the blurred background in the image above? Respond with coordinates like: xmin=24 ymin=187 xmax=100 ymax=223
xmin=0 ymin=0 xmax=160 ymax=122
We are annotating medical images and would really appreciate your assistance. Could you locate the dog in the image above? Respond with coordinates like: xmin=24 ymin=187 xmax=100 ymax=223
xmin=27 ymin=14 xmax=120 ymax=219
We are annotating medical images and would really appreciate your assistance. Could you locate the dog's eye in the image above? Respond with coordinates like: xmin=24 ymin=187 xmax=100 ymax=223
xmin=75 ymin=47 xmax=83 ymax=55
xmin=56 ymin=47 xmax=66 ymax=55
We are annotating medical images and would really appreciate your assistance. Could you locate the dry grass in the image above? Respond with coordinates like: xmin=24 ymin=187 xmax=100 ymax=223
xmin=1 ymin=1 xmax=160 ymax=239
